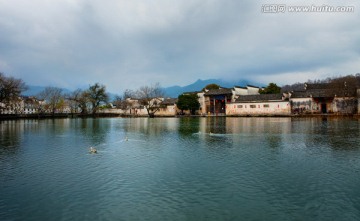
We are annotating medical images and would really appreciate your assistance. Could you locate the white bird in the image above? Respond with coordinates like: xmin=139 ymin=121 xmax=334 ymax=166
xmin=89 ymin=147 xmax=97 ymax=154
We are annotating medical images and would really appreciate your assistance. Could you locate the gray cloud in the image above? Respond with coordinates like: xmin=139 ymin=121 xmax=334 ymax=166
xmin=0 ymin=0 xmax=359 ymax=93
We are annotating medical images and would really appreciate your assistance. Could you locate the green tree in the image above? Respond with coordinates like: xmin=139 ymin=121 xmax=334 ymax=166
xmin=87 ymin=83 xmax=109 ymax=114
xmin=202 ymin=83 xmax=220 ymax=91
xmin=259 ymin=83 xmax=281 ymax=94
xmin=177 ymin=94 xmax=200 ymax=115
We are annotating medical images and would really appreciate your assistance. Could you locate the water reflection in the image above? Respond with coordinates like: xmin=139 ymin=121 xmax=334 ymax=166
xmin=265 ymin=135 xmax=282 ymax=150
xmin=122 ymin=118 xmax=179 ymax=136
xmin=200 ymin=117 xmax=227 ymax=134
xmin=1 ymin=117 xmax=360 ymax=221
xmin=291 ymin=118 xmax=360 ymax=151
xmin=0 ymin=120 xmax=43 ymax=154
xmin=75 ymin=118 xmax=111 ymax=146
xmin=225 ymin=117 xmax=292 ymax=134
xmin=178 ymin=118 xmax=200 ymax=136
xmin=0 ymin=121 xmax=23 ymax=156
xmin=116 ymin=117 xmax=357 ymax=155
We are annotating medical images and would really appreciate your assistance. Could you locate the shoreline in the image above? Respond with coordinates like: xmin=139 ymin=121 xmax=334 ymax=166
xmin=1 ymin=113 xmax=359 ymax=121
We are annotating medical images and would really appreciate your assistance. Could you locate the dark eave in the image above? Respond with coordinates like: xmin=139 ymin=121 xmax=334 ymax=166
xmin=235 ymin=94 xmax=283 ymax=102
xmin=204 ymin=88 xmax=233 ymax=96
xmin=161 ymin=98 xmax=178 ymax=105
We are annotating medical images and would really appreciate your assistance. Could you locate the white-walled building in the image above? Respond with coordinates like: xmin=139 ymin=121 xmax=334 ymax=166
xmin=157 ymin=98 xmax=178 ymax=116
xmin=289 ymin=83 xmax=358 ymax=114
xmin=226 ymin=94 xmax=291 ymax=116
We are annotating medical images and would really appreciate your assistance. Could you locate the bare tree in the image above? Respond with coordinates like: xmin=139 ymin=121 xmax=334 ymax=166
xmin=66 ymin=89 xmax=90 ymax=114
xmin=113 ymin=95 xmax=125 ymax=109
xmin=123 ymin=89 xmax=135 ymax=99
xmin=38 ymin=87 xmax=64 ymax=115
xmin=113 ymin=89 xmax=136 ymax=110
xmin=78 ymin=91 xmax=90 ymax=114
xmin=281 ymin=82 xmax=305 ymax=92
xmin=0 ymin=72 xmax=27 ymax=113
xmin=135 ymin=82 xmax=164 ymax=117
xmin=87 ymin=83 xmax=109 ymax=114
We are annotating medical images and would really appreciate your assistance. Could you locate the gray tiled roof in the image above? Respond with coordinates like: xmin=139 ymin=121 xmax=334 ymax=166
xmin=234 ymin=86 xmax=247 ymax=89
xmin=290 ymin=91 xmax=310 ymax=98
xmin=235 ymin=94 xmax=283 ymax=102
xmin=183 ymin=91 xmax=203 ymax=95
xmin=161 ymin=98 xmax=178 ymax=105
xmin=308 ymin=89 xmax=336 ymax=98
xmin=291 ymin=88 xmax=356 ymax=98
xmin=305 ymin=83 xmax=333 ymax=90
xmin=246 ymin=85 xmax=260 ymax=88
xmin=204 ymin=88 xmax=233 ymax=96
xmin=305 ymin=83 xmax=357 ymax=91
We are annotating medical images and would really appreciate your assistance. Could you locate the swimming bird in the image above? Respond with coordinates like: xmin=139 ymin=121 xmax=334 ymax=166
xmin=125 ymin=136 xmax=128 ymax=141
xmin=89 ymin=147 xmax=97 ymax=154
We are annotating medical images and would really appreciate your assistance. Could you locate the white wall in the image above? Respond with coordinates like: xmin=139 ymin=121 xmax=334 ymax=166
xmin=197 ymin=92 xmax=207 ymax=114
xmin=332 ymin=97 xmax=357 ymax=114
xmin=226 ymin=101 xmax=291 ymax=116
xmin=290 ymin=98 xmax=314 ymax=113
xmin=247 ymin=86 xmax=260 ymax=95
xmin=233 ymin=87 xmax=248 ymax=96
xmin=156 ymin=105 xmax=177 ymax=116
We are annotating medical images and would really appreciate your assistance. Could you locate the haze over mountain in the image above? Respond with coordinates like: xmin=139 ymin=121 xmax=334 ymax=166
xmin=163 ymin=79 xmax=264 ymax=98
xmin=23 ymin=86 xmax=71 ymax=97
xmin=23 ymin=78 xmax=263 ymax=100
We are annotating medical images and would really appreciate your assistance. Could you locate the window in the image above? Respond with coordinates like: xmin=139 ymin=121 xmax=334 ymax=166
xmin=263 ymin=104 xmax=269 ymax=108
xmin=250 ymin=105 xmax=256 ymax=108
xmin=237 ymin=105 xmax=243 ymax=108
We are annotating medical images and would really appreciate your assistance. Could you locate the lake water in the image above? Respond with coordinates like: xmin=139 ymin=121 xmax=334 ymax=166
xmin=1 ymin=117 xmax=360 ymax=221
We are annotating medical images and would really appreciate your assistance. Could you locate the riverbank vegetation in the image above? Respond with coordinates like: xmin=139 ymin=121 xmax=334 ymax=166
xmin=1 ymin=71 xmax=360 ymax=119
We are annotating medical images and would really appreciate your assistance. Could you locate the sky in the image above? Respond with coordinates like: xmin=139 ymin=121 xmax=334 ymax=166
xmin=0 ymin=0 xmax=359 ymax=93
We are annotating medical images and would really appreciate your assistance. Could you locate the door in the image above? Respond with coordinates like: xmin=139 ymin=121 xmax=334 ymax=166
xmin=321 ymin=103 xmax=327 ymax=113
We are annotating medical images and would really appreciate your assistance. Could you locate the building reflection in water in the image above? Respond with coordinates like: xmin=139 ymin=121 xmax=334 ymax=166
xmin=123 ymin=118 xmax=179 ymax=136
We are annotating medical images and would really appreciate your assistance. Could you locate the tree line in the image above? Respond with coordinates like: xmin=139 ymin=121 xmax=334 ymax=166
xmin=281 ymin=73 xmax=360 ymax=92
xmin=0 ymin=72 xmax=167 ymax=117
xmin=2 ymin=71 xmax=360 ymax=116
xmin=112 ymin=83 xmax=165 ymax=117
xmin=0 ymin=72 xmax=109 ymax=115
xmin=0 ymin=72 xmax=27 ymax=114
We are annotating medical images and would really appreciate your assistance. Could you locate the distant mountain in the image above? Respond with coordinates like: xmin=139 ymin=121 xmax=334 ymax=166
xmin=23 ymin=85 xmax=118 ymax=101
xmin=23 ymin=85 xmax=72 ymax=96
xmin=22 ymin=85 xmax=45 ymax=96
xmin=163 ymin=79 xmax=264 ymax=98
xmin=23 ymin=79 xmax=262 ymax=100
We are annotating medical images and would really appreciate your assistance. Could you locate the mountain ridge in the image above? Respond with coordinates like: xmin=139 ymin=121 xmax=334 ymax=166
xmin=163 ymin=79 xmax=264 ymax=98
xmin=23 ymin=78 xmax=264 ymax=100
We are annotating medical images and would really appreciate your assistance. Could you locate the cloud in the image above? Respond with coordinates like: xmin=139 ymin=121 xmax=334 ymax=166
xmin=0 ymin=0 xmax=359 ymax=93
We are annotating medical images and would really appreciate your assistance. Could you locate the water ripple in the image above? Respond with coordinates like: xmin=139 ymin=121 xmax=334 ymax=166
xmin=1 ymin=118 xmax=360 ymax=220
